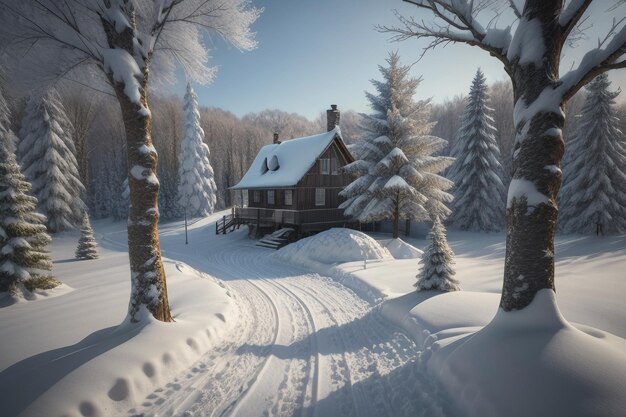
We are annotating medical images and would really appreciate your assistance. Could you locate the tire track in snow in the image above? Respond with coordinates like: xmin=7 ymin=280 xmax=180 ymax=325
xmin=104 ymin=224 xmax=442 ymax=417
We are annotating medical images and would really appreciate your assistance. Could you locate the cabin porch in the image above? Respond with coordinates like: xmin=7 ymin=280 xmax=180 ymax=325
xmin=234 ymin=206 xmax=352 ymax=235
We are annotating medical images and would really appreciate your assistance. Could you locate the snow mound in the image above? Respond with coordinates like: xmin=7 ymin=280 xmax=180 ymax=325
xmin=273 ymin=228 xmax=391 ymax=267
xmin=381 ymin=238 xmax=423 ymax=259
xmin=2 ymin=257 xmax=236 ymax=417
xmin=429 ymin=290 xmax=626 ymax=417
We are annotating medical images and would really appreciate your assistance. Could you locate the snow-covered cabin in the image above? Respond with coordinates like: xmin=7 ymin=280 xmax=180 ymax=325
xmin=231 ymin=105 xmax=354 ymax=236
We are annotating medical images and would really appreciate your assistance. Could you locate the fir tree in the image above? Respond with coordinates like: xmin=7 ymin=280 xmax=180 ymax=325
xmin=559 ymin=74 xmax=626 ymax=235
xmin=75 ymin=213 xmax=98 ymax=260
xmin=340 ymin=52 xmax=453 ymax=238
xmin=178 ymin=83 xmax=217 ymax=217
xmin=0 ymin=79 xmax=16 ymax=154
xmin=415 ymin=217 xmax=459 ymax=292
xmin=0 ymin=132 xmax=57 ymax=297
xmin=18 ymin=88 xmax=85 ymax=232
xmin=448 ymin=69 xmax=506 ymax=232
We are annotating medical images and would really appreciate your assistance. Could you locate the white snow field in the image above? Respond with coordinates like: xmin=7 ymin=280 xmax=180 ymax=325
xmin=1 ymin=214 xmax=625 ymax=417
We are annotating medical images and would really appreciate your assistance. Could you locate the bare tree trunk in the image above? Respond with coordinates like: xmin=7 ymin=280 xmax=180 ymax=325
xmin=501 ymin=0 xmax=565 ymax=311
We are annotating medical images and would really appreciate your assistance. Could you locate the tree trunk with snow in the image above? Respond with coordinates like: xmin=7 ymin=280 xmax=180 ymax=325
xmin=502 ymin=1 xmax=566 ymax=311
xmin=102 ymin=17 xmax=172 ymax=323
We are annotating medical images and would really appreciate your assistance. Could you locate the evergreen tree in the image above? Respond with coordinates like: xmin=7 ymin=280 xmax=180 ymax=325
xmin=559 ymin=74 xmax=626 ymax=235
xmin=18 ymin=89 xmax=85 ymax=232
xmin=415 ymin=217 xmax=459 ymax=292
xmin=340 ymin=52 xmax=453 ymax=238
xmin=0 ymin=131 xmax=57 ymax=297
xmin=448 ymin=69 xmax=506 ymax=232
xmin=0 ymin=80 xmax=15 ymax=154
xmin=75 ymin=213 xmax=98 ymax=260
xmin=178 ymin=83 xmax=217 ymax=217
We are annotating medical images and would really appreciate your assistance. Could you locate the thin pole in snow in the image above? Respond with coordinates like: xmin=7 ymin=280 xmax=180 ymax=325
xmin=184 ymin=208 xmax=189 ymax=245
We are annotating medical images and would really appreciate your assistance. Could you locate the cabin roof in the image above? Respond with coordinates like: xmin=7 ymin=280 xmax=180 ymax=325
xmin=231 ymin=127 xmax=347 ymax=190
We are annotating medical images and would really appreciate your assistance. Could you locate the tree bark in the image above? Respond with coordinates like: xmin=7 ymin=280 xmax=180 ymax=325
xmin=500 ymin=0 xmax=565 ymax=311
xmin=109 ymin=79 xmax=172 ymax=322
xmin=101 ymin=10 xmax=172 ymax=323
xmin=392 ymin=202 xmax=399 ymax=239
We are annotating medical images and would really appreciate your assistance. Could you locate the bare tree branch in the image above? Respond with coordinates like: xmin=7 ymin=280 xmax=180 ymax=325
xmin=559 ymin=0 xmax=593 ymax=42
xmin=562 ymin=24 xmax=626 ymax=102
xmin=380 ymin=1 xmax=511 ymax=68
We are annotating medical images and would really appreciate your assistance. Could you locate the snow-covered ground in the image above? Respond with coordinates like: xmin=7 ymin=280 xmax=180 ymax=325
xmin=276 ymin=228 xmax=626 ymax=417
xmin=1 ymin=216 xmax=625 ymax=417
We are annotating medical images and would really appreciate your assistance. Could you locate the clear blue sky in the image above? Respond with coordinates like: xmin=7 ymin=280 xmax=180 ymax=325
xmin=175 ymin=0 xmax=626 ymax=120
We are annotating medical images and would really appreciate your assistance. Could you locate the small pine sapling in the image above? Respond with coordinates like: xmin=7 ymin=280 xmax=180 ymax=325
xmin=415 ymin=217 xmax=460 ymax=292
xmin=75 ymin=213 xmax=98 ymax=260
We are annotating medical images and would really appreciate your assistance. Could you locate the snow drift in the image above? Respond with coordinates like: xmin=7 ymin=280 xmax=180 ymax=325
xmin=0 ymin=229 xmax=236 ymax=417
xmin=428 ymin=290 xmax=626 ymax=417
xmin=381 ymin=238 xmax=423 ymax=259
xmin=272 ymin=228 xmax=391 ymax=268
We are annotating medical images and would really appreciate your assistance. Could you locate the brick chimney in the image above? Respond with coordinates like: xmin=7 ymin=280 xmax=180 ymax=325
xmin=326 ymin=104 xmax=340 ymax=132
xmin=273 ymin=132 xmax=280 ymax=144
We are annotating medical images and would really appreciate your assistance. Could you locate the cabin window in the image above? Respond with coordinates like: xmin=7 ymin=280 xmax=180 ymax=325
xmin=331 ymin=158 xmax=338 ymax=175
xmin=320 ymin=158 xmax=330 ymax=174
xmin=253 ymin=191 xmax=261 ymax=203
xmin=315 ymin=188 xmax=325 ymax=206
xmin=267 ymin=190 xmax=275 ymax=205
xmin=284 ymin=190 xmax=293 ymax=206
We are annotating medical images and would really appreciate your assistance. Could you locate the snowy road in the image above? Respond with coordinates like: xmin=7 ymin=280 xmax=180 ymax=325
xmin=104 ymin=220 xmax=442 ymax=417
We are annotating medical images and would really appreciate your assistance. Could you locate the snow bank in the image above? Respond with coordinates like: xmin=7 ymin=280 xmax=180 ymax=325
xmin=429 ymin=290 xmax=626 ymax=417
xmin=0 ymin=230 xmax=236 ymax=417
xmin=332 ymin=230 xmax=626 ymax=417
xmin=272 ymin=228 xmax=391 ymax=269
xmin=380 ymin=238 xmax=423 ymax=259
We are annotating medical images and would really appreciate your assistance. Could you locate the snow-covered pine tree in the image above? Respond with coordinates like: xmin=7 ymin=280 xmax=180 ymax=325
xmin=340 ymin=52 xmax=453 ymax=238
xmin=559 ymin=74 xmax=626 ymax=235
xmin=75 ymin=212 xmax=98 ymax=260
xmin=0 ymin=78 xmax=16 ymax=154
xmin=18 ymin=89 xmax=85 ymax=232
xmin=0 ymin=130 xmax=57 ymax=297
xmin=448 ymin=69 xmax=506 ymax=232
xmin=178 ymin=83 xmax=217 ymax=217
xmin=415 ymin=217 xmax=459 ymax=292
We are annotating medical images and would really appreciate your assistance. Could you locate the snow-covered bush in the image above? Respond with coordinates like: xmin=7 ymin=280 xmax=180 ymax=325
xmin=273 ymin=228 xmax=391 ymax=267
xmin=559 ymin=74 xmax=626 ymax=235
xmin=340 ymin=52 xmax=453 ymax=238
xmin=178 ymin=83 xmax=217 ymax=217
xmin=448 ymin=69 xmax=505 ymax=232
xmin=415 ymin=217 xmax=459 ymax=292
xmin=18 ymin=88 xmax=85 ymax=232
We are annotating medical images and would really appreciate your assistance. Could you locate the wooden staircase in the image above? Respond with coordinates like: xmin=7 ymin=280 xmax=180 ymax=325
xmin=256 ymin=228 xmax=296 ymax=249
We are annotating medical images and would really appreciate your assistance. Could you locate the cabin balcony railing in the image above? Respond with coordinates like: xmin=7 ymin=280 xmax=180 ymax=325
xmin=235 ymin=207 xmax=350 ymax=226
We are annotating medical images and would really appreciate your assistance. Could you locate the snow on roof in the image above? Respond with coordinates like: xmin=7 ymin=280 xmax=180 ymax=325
xmin=231 ymin=127 xmax=341 ymax=189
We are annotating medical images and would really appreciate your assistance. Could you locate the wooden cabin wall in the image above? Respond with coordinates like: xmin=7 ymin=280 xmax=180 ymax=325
xmin=244 ymin=138 xmax=354 ymax=212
